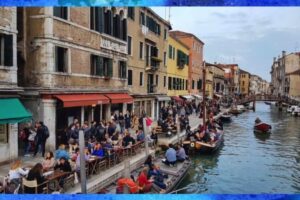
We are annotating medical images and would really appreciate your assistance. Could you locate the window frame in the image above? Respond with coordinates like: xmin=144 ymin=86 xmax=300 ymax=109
xmin=127 ymin=36 xmax=132 ymax=56
xmin=128 ymin=69 xmax=133 ymax=86
xmin=53 ymin=7 xmax=68 ymax=20
xmin=55 ymin=46 xmax=68 ymax=73
xmin=139 ymin=72 xmax=144 ymax=86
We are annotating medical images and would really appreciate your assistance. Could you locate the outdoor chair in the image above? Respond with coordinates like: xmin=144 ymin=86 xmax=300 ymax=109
xmin=22 ymin=178 xmax=48 ymax=194
xmin=106 ymin=152 xmax=116 ymax=169
xmin=62 ymin=174 xmax=75 ymax=190
xmin=96 ymin=160 xmax=106 ymax=174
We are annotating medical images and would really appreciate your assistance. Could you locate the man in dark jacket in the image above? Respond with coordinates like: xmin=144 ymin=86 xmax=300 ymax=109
xmin=34 ymin=121 xmax=48 ymax=157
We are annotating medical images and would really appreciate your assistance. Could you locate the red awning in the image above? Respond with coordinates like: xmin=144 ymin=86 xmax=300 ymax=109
xmin=171 ymin=96 xmax=184 ymax=103
xmin=105 ymin=93 xmax=133 ymax=104
xmin=55 ymin=94 xmax=110 ymax=108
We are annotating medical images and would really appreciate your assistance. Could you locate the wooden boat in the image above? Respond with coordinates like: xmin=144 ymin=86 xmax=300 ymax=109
xmin=229 ymin=108 xmax=243 ymax=115
xmin=254 ymin=122 xmax=272 ymax=134
xmin=220 ymin=113 xmax=232 ymax=122
xmin=102 ymin=157 xmax=191 ymax=194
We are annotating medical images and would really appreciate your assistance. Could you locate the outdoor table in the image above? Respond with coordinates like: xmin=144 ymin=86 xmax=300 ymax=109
xmin=87 ymin=156 xmax=104 ymax=175
xmin=45 ymin=170 xmax=71 ymax=192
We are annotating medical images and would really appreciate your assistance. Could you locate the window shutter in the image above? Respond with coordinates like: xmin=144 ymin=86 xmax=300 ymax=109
xmin=177 ymin=50 xmax=180 ymax=66
xmin=98 ymin=57 xmax=104 ymax=76
xmin=169 ymin=45 xmax=172 ymax=59
xmin=98 ymin=7 xmax=104 ymax=33
xmin=4 ymin=34 xmax=13 ymax=66
xmin=108 ymin=59 xmax=113 ymax=77
xmin=108 ymin=10 xmax=113 ymax=35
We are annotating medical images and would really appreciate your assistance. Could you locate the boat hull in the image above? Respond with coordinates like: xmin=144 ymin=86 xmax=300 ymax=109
xmin=187 ymin=134 xmax=224 ymax=154
xmin=254 ymin=123 xmax=271 ymax=133
xmin=220 ymin=115 xmax=232 ymax=122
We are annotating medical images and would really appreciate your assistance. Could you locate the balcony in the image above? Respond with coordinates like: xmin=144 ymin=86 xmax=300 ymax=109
xmin=146 ymin=57 xmax=161 ymax=71
xmin=177 ymin=59 xmax=186 ymax=69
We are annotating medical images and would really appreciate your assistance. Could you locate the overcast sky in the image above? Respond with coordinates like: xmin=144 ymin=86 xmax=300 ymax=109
xmin=152 ymin=7 xmax=300 ymax=82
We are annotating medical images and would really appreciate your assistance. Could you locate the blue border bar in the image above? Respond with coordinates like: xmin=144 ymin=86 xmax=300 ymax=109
xmin=0 ymin=194 xmax=299 ymax=200
xmin=1 ymin=0 xmax=300 ymax=6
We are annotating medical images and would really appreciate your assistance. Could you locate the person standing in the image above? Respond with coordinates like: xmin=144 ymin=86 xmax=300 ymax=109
xmin=34 ymin=121 xmax=49 ymax=157
xmin=124 ymin=111 xmax=131 ymax=130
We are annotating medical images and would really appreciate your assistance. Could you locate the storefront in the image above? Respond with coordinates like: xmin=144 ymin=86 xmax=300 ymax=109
xmin=0 ymin=98 xmax=32 ymax=163
xmin=154 ymin=95 xmax=171 ymax=120
xmin=132 ymin=95 xmax=155 ymax=118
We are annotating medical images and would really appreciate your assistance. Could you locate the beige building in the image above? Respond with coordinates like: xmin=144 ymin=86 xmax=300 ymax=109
xmin=127 ymin=7 xmax=171 ymax=120
xmin=206 ymin=63 xmax=225 ymax=96
xmin=239 ymin=69 xmax=251 ymax=96
xmin=18 ymin=7 xmax=131 ymax=150
xmin=283 ymin=52 xmax=300 ymax=98
xmin=0 ymin=8 xmax=32 ymax=162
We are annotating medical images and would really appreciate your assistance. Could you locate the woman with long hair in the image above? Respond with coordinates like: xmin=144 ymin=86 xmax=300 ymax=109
xmin=25 ymin=163 xmax=46 ymax=194
xmin=42 ymin=151 xmax=55 ymax=171
xmin=8 ymin=160 xmax=29 ymax=187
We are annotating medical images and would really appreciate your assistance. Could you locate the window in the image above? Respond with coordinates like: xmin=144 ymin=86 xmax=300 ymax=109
xmin=0 ymin=124 xmax=8 ymax=143
xmin=172 ymin=47 xmax=175 ymax=59
xmin=53 ymin=7 xmax=68 ymax=20
xmin=192 ymin=80 xmax=195 ymax=89
xmin=186 ymin=80 xmax=188 ymax=90
xmin=128 ymin=7 xmax=135 ymax=20
xmin=104 ymin=10 xmax=112 ymax=35
xmin=168 ymin=45 xmax=172 ymax=59
xmin=183 ymin=79 xmax=185 ymax=90
xmin=163 ymin=52 xmax=167 ymax=66
xmin=156 ymin=75 xmax=159 ymax=85
xmin=55 ymin=46 xmax=68 ymax=73
xmin=197 ymin=79 xmax=202 ymax=90
xmin=0 ymin=33 xmax=13 ymax=66
xmin=139 ymin=42 xmax=143 ymax=59
xmin=113 ymin=15 xmax=121 ymax=38
xmin=140 ymin=12 xmax=145 ymax=25
xmin=90 ymin=55 xmax=113 ymax=77
xmin=168 ymin=77 xmax=172 ymax=90
xmin=173 ymin=77 xmax=176 ymax=90
xmin=146 ymin=44 xmax=149 ymax=66
xmin=90 ymin=7 xmax=104 ymax=33
xmin=127 ymin=36 xmax=132 ymax=55
xmin=164 ymin=76 xmax=166 ymax=87
xmin=164 ymin=29 xmax=167 ymax=40
xmin=139 ymin=72 xmax=143 ymax=86
xmin=177 ymin=50 xmax=189 ymax=67
xmin=128 ymin=70 xmax=132 ymax=86
xmin=119 ymin=61 xmax=127 ymax=79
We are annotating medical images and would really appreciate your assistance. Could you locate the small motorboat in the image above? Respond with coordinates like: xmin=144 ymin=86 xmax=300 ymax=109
xmin=220 ymin=113 xmax=232 ymax=122
xmin=292 ymin=106 xmax=300 ymax=117
xmin=264 ymin=101 xmax=271 ymax=105
xmin=254 ymin=118 xmax=271 ymax=134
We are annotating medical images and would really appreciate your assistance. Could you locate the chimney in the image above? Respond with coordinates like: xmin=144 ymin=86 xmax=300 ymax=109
xmin=282 ymin=51 xmax=286 ymax=57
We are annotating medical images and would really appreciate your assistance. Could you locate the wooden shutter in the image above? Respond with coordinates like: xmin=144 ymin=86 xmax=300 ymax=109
xmin=122 ymin=19 xmax=127 ymax=41
xmin=108 ymin=58 xmax=113 ymax=77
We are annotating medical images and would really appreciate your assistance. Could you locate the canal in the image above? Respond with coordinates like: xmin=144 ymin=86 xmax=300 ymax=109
xmin=177 ymin=102 xmax=300 ymax=194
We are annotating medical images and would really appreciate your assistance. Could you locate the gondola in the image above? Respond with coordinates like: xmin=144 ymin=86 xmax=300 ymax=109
xmin=220 ymin=113 xmax=232 ymax=122
xmin=102 ymin=156 xmax=191 ymax=194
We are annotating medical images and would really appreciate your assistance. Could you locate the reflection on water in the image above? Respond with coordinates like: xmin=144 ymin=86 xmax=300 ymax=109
xmin=178 ymin=102 xmax=300 ymax=194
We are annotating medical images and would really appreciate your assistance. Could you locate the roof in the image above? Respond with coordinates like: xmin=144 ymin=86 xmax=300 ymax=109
xmin=169 ymin=34 xmax=190 ymax=50
xmin=239 ymin=69 xmax=251 ymax=75
xmin=144 ymin=7 xmax=172 ymax=29
xmin=286 ymin=69 xmax=300 ymax=76
xmin=170 ymin=30 xmax=205 ymax=45
xmin=206 ymin=62 xmax=225 ymax=71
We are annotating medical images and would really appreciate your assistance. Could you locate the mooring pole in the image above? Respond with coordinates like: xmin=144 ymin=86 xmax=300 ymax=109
xmin=123 ymin=159 xmax=130 ymax=194
xmin=79 ymin=130 xmax=87 ymax=194
xmin=143 ymin=118 xmax=149 ymax=157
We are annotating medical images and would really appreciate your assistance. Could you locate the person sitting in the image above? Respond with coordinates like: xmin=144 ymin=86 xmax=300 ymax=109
xmin=176 ymin=144 xmax=187 ymax=162
xmin=150 ymin=130 xmax=158 ymax=146
xmin=122 ymin=130 xmax=136 ymax=147
xmin=116 ymin=177 xmax=140 ymax=194
xmin=8 ymin=160 xmax=29 ymax=189
xmin=148 ymin=164 xmax=167 ymax=190
xmin=137 ymin=167 xmax=153 ymax=193
xmin=24 ymin=163 xmax=46 ymax=194
xmin=92 ymin=142 xmax=104 ymax=157
xmin=255 ymin=117 xmax=261 ymax=124
xmin=136 ymin=129 xmax=145 ymax=142
xmin=163 ymin=144 xmax=177 ymax=166
xmin=42 ymin=151 xmax=55 ymax=171
xmin=144 ymin=155 xmax=153 ymax=168
xmin=75 ymin=148 xmax=90 ymax=181
xmin=55 ymin=144 xmax=70 ymax=161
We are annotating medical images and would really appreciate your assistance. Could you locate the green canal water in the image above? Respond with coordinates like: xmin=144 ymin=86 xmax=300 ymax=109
xmin=177 ymin=102 xmax=300 ymax=194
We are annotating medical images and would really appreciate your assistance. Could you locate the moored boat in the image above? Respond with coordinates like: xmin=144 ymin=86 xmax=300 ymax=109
xmin=230 ymin=107 xmax=243 ymax=115
xmin=220 ymin=113 xmax=232 ymax=122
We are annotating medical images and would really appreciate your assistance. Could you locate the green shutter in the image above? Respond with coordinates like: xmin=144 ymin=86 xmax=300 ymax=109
xmin=108 ymin=59 xmax=113 ymax=77
xmin=169 ymin=45 xmax=172 ymax=59
xmin=186 ymin=55 xmax=189 ymax=65
xmin=98 ymin=57 xmax=104 ymax=76
xmin=99 ymin=7 xmax=104 ymax=33
xmin=177 ymin=50 xmax=180 ymax=66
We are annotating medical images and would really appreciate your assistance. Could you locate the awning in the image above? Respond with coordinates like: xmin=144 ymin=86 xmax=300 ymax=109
xmin=171 ymin=96 xmax=184 ymax=103
xmin=0 ymin=98 xmax=32 ymax=124
xmin=192 ymin=94 xmax=203 ymax=99
xmin=180 ymin=95 xmax=195 ymax=101
xmin=155 ymin=95 xmax=171 ymax=102
xmin=105 ymin=93 xmax=133 ymax=104
xmin=55 ymin=94 xmax=110 ymax=107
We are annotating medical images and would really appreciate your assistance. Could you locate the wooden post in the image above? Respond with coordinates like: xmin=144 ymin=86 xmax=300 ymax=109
xmin=202 ymin=61 xmax=206 ymax=129
xmin=143 ymin=118 xmax=149 ymax=157
xmin=123 ymin=159 xmax=130 ymax=194
xmin=79 ymin=130 xmax=87 ymax=194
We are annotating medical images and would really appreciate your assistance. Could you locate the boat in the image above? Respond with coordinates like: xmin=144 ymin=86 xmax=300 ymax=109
xmin=254 ymin=118 xmax=271 ymax=134
xmin=220 ymin=113 xmax=232 ymax=122
xmin=186 ymin=130 xmax=224 ymax=154
xmin=230 ymin=106 xmax=243 ymax=115
xmin=102 ymin=156 xmax=191 ymax=194
xmin=292 ymin=106 xmax=300 ymax=117
xmin=287 ymin=105 xmax=297 ymax=113
xmin=264 ymin=101 xmax=271 ymax=105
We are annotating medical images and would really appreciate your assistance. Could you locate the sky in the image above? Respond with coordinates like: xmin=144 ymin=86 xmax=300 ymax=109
xmin=152 ymin=7 xmax=300 ymax=82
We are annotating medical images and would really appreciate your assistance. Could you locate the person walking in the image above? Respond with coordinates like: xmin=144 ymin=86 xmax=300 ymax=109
xmin=34 ymin=121 xmax=49 ymax=157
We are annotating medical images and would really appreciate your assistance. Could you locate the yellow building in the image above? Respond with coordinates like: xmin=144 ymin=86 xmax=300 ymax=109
xmin=239 ymin=69 xmax=251 ymax=96
xmin=167 ymin=35 xmax=189 ymax=97
xmin=206 ymin=69 xmax=214 ymax=99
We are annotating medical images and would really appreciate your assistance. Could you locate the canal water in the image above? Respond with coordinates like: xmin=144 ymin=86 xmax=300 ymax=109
xmin=178 ymin=102 xmax=300 ymax=194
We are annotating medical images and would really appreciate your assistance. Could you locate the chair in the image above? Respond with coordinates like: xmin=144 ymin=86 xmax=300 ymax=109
xmin=106 ymin=152 xmax=116 ymax=169
xmin=13 ymin=184 xmax=20 ymax=194
xmin=96 ymin=160 xmax=106 ymax=174
xmin=22 ymin=178 xmax=48 ymax=194
xmin=63 ymin=174 xmax=75 ymax=190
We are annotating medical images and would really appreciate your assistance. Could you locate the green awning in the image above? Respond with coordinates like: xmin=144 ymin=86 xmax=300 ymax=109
xmin=0 ymin=98 xmax=32 ymax=124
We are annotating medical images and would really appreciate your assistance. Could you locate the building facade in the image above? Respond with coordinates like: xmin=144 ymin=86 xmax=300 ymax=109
xmin=17 ymin=7 xmax=132 ymax=151
xmin=205 ymin=68 xmax=214 ymax=99
xmin=166 ymin=35 xmax=189 ymax=97
xmin=169 ymin=31 xmax=204 ymax=96
xmin=239 ymin=69 xmax=251 ymax=97
xmin=127 ymin=7 xmax=171 ymax=120
xmin=206 ymin=63 xmax=225 ymax=96
xmin=270 ymin=52 xmax=285 ymax=97
xmin=0 ymin=7 xmax=32 ymax=163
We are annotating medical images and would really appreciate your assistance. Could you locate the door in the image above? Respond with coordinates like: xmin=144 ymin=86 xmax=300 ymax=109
xmin=147 ymin=74 xmax=154 ymax=93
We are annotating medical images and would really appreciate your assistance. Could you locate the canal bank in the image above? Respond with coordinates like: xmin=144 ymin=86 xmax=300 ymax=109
xmin=177 ymin=102 xmax=300 ymax=194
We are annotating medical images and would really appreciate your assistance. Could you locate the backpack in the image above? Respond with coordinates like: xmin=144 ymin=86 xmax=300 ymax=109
xmin=43 ymin=125 xmax=49 ymax=139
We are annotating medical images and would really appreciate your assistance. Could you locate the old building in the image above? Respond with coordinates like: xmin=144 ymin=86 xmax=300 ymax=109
xmin=0 ymin=7 xmax=32 ymax=162
xmin=205 ymin=68 xmax=214 ymax=99
xmin=206 ymin=62 xmax=225 ymax=97
xmin=270 ymin=52 xmax=285 ymax=97
xmin=167 ymin=34 xmax=189 ymax=99
xmin=127 ymin=7 xmax=171 ymax=120
xmin=169 ymin=31 xmax=204 ymax=98
xmin=239 ymin=69 xmax=251 ymax=97
xmin=215 ymin=63 xmax=239 ymax=96
xmin=17 ymin=7 xmax=131 ymax=151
